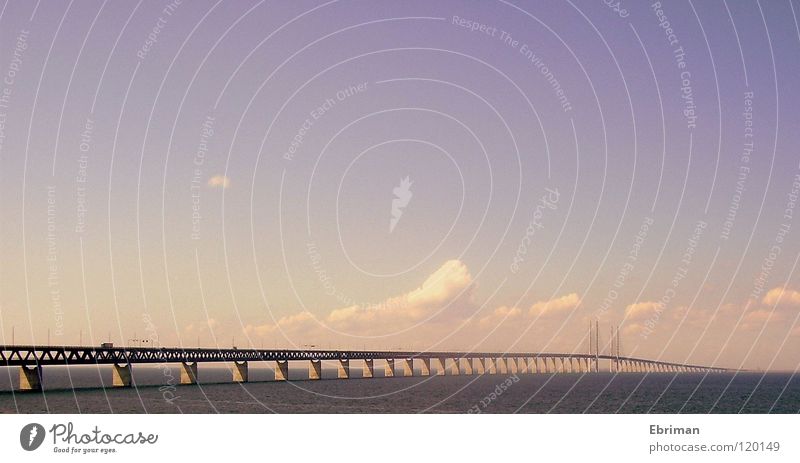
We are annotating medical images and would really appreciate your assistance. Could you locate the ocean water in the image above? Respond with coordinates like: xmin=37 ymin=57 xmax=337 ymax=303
xmin=0 ymin=366 xmax=797 ymax=413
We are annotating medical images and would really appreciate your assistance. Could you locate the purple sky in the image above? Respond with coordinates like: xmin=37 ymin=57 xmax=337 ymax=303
xmin=1 ymin=0 xmax=799 ymax=371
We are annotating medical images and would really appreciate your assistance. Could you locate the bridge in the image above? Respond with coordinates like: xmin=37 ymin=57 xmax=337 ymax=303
xmin=0 ymin=344 xmax=731 ymax=392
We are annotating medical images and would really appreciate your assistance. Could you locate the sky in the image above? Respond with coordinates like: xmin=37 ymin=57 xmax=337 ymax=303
xmin=0 ymin=0 xmax=799 ymax=371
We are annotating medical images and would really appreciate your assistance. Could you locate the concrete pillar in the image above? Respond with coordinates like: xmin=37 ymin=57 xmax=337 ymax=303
xmin=19 ymin=365 xmax=43 ymax=392
xmin=181 ymin=362 xmax=198 ymax=385
xmin=473 ymin=358 xmax=485 ymax=374
xmin=112 ymin=363 xmax=132 ymax=387
xmin=309 ymin=360 xmax=322 ymax=380
xmin=436 ymin=358 xmax=447 ymax=376
xmin=274 ymin=360 xmax=289 ymax=381
xmin=498 ymin=358 xmax=508 ymax=374
xmin=384 ymin=359 xmax=395 ymax=377
xmin=543 ymin=357 xmax=551 ymax=373
xmin=581 ymin=358 xmax=589 ymax=373
xmin=462 ymin=358 xmax=474 ymax=375
xmin=402 ymin=358 xmax=413 ymax=376
xmin=556 ymin=358 xmax=565 ymax=373
xmin=231 ymin=361 xmax=248 ymax=383
xmin=528 ymin=357 xmax=539 ymax=373
xmin=508 ymin=357 xmax=518 ymax=374
xmin=420 ymin=358 xmax=431 ymax=376
xmin=338 ymin=359 xmax=350 ymax=379
xmin=361 ymin=359 xmax=374 ymax=378
xmin=449 ymin=358 xmax=460 ymax=375
xmin=487 ymin=358 xmax=497 ymax=374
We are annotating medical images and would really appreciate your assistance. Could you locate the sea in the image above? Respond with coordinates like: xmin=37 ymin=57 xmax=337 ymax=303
xmin=0 ymin=366 xmax=797 ymax=413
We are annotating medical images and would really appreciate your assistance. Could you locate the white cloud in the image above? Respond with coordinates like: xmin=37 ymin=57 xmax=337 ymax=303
xmin=529 ymin=293 xmax=581 ymax=316
xmin=241 ymin=259 xmax=581 ymax=347
xmin=625 ymin=301 xmax=662 ymax=321
xmin=208 ymin=175 xmax=230 ymax=188
xmin=245 ymin=260 xmax=476 ymax=338
xmin=762 ymin=287 xmax=800 ymax=306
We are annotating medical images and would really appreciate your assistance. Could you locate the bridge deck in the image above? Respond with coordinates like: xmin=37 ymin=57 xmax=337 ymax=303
xmin=0 ymin=345 xmax=728 ymax=371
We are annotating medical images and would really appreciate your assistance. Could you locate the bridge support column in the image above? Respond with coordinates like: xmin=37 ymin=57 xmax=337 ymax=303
xmin=181 ymin=362 xmax=198 ymax=385
xmin=508 ymin=357 xmax=518 ymax=374
xmin=274 ymin=360 xmax=289 ymax=381
xmin=462 ymin=358 xmax=473 ymax=375
xmin=516 ymin=357 xmax=527 ymax=374
xmin=309 ymin=360 xmax=322 ymax=380
xmin=112 ymin=364 xmax=132 ymax=387
xmin=338 ymin=359 xmax=350 ymax=379
xmin=230 ymin=361 xmax=248 ymax=383
xmin=498 ymin=358 xmax=508 ymax=374
xmin=436 ymin=358 xmax=446 ymax=376
xmin=529 ymin=358 xmax=538 ymax=373
xmin=402 ymin=358 xmax=413 ymax=376
xmin=420 ymin=358 xmax=430 ymax=376
xmin=449 ymin=358 xmax=460 ymax=375
xmin=19 ymin=365 xmax=43 ymax=392
xmin=487 ymin=358 xmax=497 ymax=374
xmin=557 ymin=358 xmax=566 ymax=373
xmin=473 ymin=358 xmax=485 ymax=374
xmin=384 ymin=359 xmax=395 ymax=377
xmin=361 ymin=359 xmax=374 ymax=378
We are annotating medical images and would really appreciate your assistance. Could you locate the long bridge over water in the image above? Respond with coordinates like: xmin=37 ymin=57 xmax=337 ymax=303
xmin=1 ymin=344 xmax=731 ymax=392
